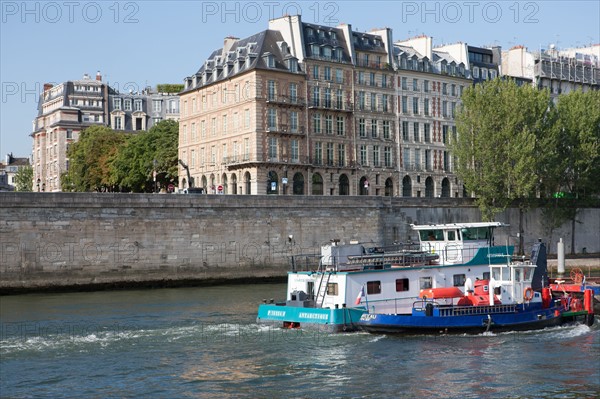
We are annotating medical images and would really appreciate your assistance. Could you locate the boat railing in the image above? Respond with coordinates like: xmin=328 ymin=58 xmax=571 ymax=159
xmin=437 ymin=304 xmax=517 ymax=316
xmin=360 ymin=296 xmax=421 ymax=314
xmin=289 ymin=254 xmax=322 ymax=272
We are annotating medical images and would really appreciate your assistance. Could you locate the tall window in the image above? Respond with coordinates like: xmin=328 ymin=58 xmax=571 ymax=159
xmin=382 ymin=121 xmax=390 ymax=139
xmin=401 ymin=77 xmax=407 ymax=90
xmin=371 ymin=119 xmax=377 ymax=138
xmin=336 ymin=68 xmax=343 ymax=83
xmin=325 ymin=115 xmax=333 ymax=135
xmin=360 ymin=145 xmax=367 ymax=166
xmin=244 ymin=138 xmax=250 ymax=160
xmin=201 ymin=120 xmax=206 ymax=138
xmin=424 ymin=98 xmax=430 ymax=116
xmin=291 ymin=140 xmax=299 ymax=162
xmin=191 ymin=123 xmax=196 ymax=141
xmin=358 ymin=91 xmax=365 ymax=110
xmin=413 ymin=122 xmax=419 ymax=142
xmin=359 ymin=118 xmax=366 ymax=137
xmin=268 ymin=137 xmax=277 ymax=159
xmin=244 ymin=109 xmax=250 ymax=128
xmin=373 ymin=145 xmax=380 ymax=167
xmin=424 ymin=123 xmax=431 ymax=143
xmin=222 ymin=114 xmax=227 ymax=135
xmin=384 ymin=146 xmax=392 ymax=167
xmin=336 ymin=89 xmax=343 ymax=109
xmin=289 ymin=83 xmax=297 ymax=103
xmin=324 ymin=88 xmax=331 ymax=108
xmin=324 ymin=66 xmax=331 ymax=81
xmin=313 ymin=113 xmax=321 ymax=133
xmin=402 ymin=96 xmax=408 ymax=113
xmin=268 ymin=108 xmax=276 ymax=130
xmin=413 ymin=78 xmax=419 ymax=91
xmin=290 ymin=111 xmax=298 ymax=132
xmin=314 ymin=142 xmax=322 ymax=165
xmin=313 ymin=86 xmax=320 ymax=107
xmin=402 ymin=121 xmax=409 ymax=141
xmin=313 ymin=65 xmax=319 ymax=79
xmin=337 ymin=116 xmax=345 ymax=136
xmin=370 ymin=92 xmax=376 ymax=110
xmin=412 ymin=97 xmax=419 ymax=114
xmin=338 ymin=144 xmax=346 ymax=166
xmin=153 ymin=100 xmax=162 ymax=112
xmin=382 ymin=94 xmax=388 ymax=112
xmin=211 ymin=117 xmax=217 ymax=136
xmin=268 ymin=80 xmax=276 ymax=101
xmin=326 ymin=143 xmax=334 ymax=166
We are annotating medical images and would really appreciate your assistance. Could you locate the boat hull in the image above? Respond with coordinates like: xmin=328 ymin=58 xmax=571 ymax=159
xmin=257 ymin=304 xmax=366 ymax=332
xmin=357 ymin=304 xmax=571 ymax=334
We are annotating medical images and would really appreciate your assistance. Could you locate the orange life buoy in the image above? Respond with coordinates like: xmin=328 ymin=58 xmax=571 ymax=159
xmin=523 ymin=287 xmax=534 ymax=301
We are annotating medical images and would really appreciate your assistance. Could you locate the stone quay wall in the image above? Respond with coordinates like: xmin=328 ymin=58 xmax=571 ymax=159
xmin=1 ymin=193 xmax=598 ymax=292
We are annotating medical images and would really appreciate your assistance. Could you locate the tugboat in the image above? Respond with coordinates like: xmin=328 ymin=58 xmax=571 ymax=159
xmin=257 ymin=222 xmax=523 ymax=332
xmin=357 ymin=256 xmax=595 ymax=334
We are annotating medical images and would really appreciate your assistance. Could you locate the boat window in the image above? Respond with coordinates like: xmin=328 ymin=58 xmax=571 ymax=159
xmin=461 ymin=227 xmax=491 ymax=241
xmin=367 ymin=281 xmax=381 ymax=295
xmin=419 ymin=277 xmax=432 ymax=289
xmin=420 ymin=230 xmax=444 ymax=241
xmin=514 ymin=269 xmax=522 ymax=282
xmin=491 ymin=268 xmax=501 ymax=281
xmin=502 ymin=267 xmax=510 ymax=281
xmin=483 ymin=272 xmax=490 ymax=280
xmin=453 ymin=274 xmax=466 ymax=287
xmin=447 ymin=230 xmax=457 ymax=241
xmin=326 ymin=283 xmax=338 ymax=296
xmin=395 ymin=278 xmax=409 ymax=292
xmin=524 ymin=267 xmax=533 ymax=281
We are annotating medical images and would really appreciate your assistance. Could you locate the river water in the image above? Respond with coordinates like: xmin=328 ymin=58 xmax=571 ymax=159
xmin=1 ymin=284 xmax=599 ymax=399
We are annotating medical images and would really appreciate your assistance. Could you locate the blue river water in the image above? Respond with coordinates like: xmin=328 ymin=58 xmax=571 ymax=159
xmin=1 ymin=284 xmax=599 ymax=399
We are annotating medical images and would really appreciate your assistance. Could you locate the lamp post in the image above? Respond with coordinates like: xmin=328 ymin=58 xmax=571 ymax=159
xmin=36 ymin=178 xmax=41 ymax=192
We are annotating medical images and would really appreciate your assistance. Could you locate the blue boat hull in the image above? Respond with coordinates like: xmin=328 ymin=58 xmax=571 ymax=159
xmin=358 ymin=303 xmax=568 ymax=334
xmin=257 ymin=304 xmax=366 ymax=332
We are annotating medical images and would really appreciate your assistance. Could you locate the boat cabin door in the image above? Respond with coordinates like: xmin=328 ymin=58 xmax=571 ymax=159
xmin=307 ymin=281 xmax=315 ymax=301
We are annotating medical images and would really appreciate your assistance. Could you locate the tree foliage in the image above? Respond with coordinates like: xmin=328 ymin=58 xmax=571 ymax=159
xmin=109 ymin=120 xmax=179 ymax=192
xmin=14 ymin=165 xmax=33 ymax=191
xmin=64 ymin=126 xmax=127 ymax=191
xmin=452 ymin=78 xmax=552 ymax=221
xmin=540 ymin=90 xmax=600 ymax=199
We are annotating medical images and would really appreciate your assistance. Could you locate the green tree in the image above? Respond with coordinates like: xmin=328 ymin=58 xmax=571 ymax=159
xmin=110 ymin=120 xmax=179 ymax=192
xmin=539 ymin=90 xmax=600 ymax=253
xmin=65 ymin=126 xmax=127 ymax=191
xmin=451 ymin=79 xmax=552 ymax=253
xmin=14 ymin=165 xmax=33 ymax=191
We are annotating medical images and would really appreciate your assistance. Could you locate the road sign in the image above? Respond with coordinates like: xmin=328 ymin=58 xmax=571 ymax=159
xmin=217 ymin=185 xmax=223 ymax=192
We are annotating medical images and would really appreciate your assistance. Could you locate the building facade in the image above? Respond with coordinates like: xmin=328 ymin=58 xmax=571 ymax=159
xmin=31 ymin=73 xmax=180 ymax=192
xmin=0 ymin=153 xmax=31 ymax=191
xmin=395 ymin=36 xmax=471 ymax=198
xmin=502 ymin=44 xmax=600 ymax=99
xmin=179 ymin=15 xmax=476 ymax=196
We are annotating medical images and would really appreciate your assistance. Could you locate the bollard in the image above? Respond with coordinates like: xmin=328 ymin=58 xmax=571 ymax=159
xmin=557 ymin=238 xmax=565 ymax=276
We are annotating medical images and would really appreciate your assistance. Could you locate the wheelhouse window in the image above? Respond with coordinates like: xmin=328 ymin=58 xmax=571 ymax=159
xmin=419 ymin=230 xmax=443 ymax=241
xmin=419 ymin=277 xmax=432 ymax=289
xmin=453 ymin=274 xmax=466 ymax=287
xmin=366 ymin=281 xmax=381 ymax=295
xmin=396 ymin=278 xmax=409 ymax=292
xmin=327 ymin=283 xmax=338 ymax=296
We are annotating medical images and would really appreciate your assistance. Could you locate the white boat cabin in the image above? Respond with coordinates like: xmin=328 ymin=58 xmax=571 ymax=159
xmin=411 ymin=222 xmax=507 ymax=265
xmin=285 ymin=222 xmax=514 ymax=314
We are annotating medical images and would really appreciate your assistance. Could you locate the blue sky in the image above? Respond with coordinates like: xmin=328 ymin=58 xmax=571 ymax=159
xmin=1 ymin=0 xmax=599 ymax=158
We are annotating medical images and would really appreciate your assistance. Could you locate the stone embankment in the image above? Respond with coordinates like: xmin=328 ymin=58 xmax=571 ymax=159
xmin=1 ymin=193 xmax=599 ymax=293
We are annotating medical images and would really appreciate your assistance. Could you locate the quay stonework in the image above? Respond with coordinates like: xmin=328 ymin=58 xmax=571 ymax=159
xmin=1 ymin=192 xmax=598 ymax=293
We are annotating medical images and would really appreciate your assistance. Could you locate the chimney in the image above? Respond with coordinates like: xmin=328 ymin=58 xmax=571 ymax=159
xmin=223 ymin=36 xmax=239 ymax=56
xmin=43 ymin=83 xmax=53 ymax=92
xmin=96 ymin=71 xmax=102 ymax=81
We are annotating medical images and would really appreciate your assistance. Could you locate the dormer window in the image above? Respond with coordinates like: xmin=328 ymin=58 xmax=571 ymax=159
xmin=287 ymin=58 xmax=298 ymax=73
xmin=332 ymin=32 xmax=337 ymax=40
xmin=318 ymin=30 xmax=325 ymax=39
xmin=267 ymin=54 xmax=275 ymax=68
xmin=323 ymin=46 xmax=332 ymax=59
xmin=311 ymin=44 xmax=320 ymax=56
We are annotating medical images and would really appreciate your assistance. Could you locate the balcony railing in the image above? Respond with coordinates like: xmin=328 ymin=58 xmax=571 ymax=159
xmin=266 ymin=125 xmax=305 ymax=135
xmin=265 ymin=95 xmax=306 ymax=107
xmin=308 ymin=101 xmax=354 ymax=112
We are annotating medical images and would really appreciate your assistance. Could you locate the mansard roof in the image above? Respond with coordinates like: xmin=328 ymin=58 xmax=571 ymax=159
xmin=183 ymin=30 xmax=301 ymax=93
